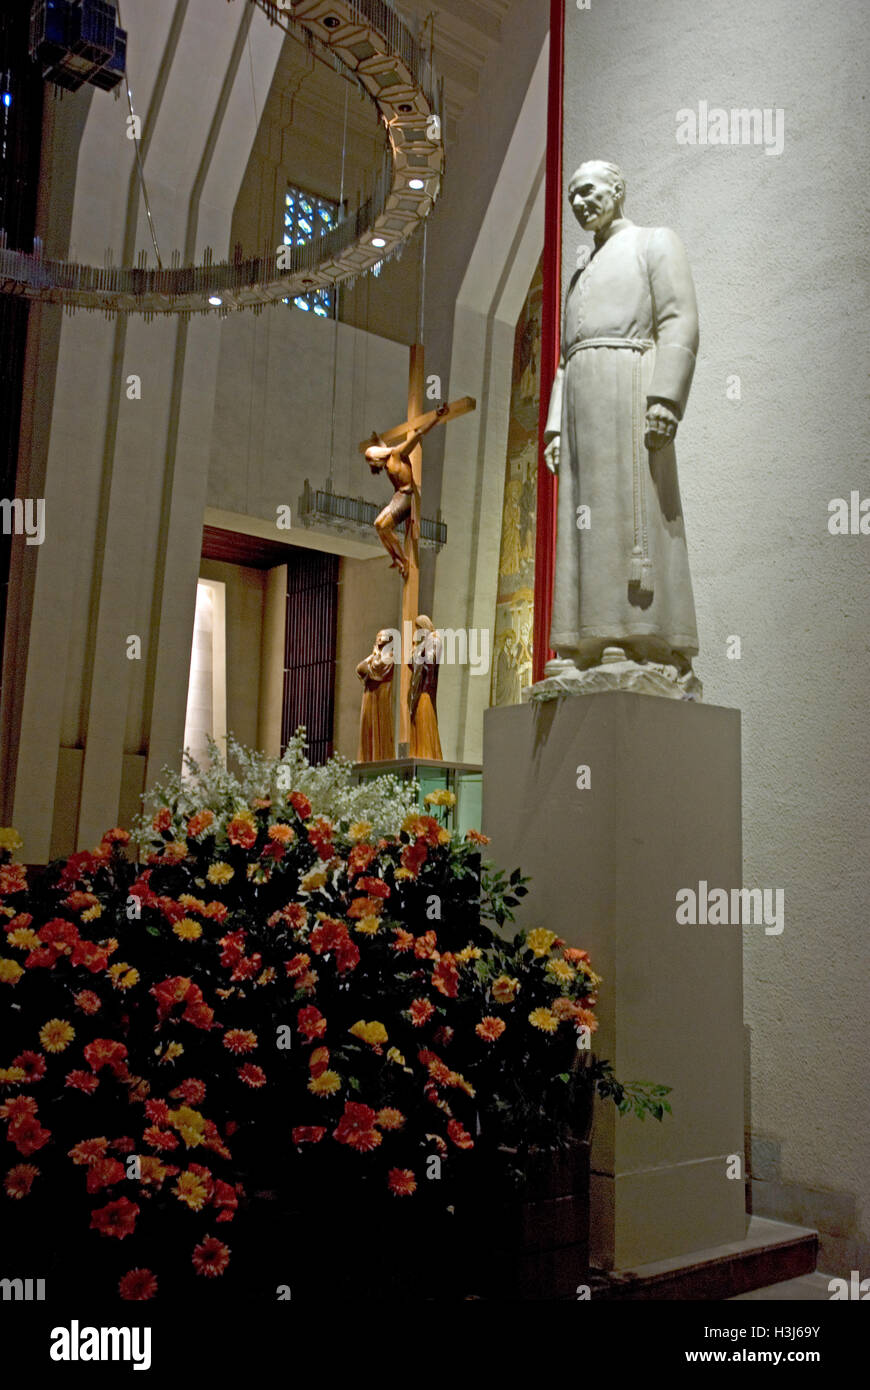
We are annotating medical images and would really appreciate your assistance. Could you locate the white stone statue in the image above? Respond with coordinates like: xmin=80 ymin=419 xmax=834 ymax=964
xmin=531 ymin=160 xmax=702 ymax=701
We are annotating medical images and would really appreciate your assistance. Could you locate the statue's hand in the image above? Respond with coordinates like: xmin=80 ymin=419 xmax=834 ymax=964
xmin=644 ymin=402 xmax=679 ymax=451
xmin=544 ymin=435 xmax=560 ymax=475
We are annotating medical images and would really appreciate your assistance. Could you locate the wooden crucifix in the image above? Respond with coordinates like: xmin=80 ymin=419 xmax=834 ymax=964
xmin=359 ymin=343 xmax=475 ymax=752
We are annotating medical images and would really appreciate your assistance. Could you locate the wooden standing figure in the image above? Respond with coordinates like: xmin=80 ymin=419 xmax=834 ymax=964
xmin=356 ymin=628 xmax=396 ymax=763
xmin=360 ymin=344 xmax=475 ymax=753
xmin=409 ymin=615 xmax=443 ymax=760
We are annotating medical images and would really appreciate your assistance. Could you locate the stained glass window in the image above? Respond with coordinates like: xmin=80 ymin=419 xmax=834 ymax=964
xmin=283 ymin=185 xmax=340 ymax=318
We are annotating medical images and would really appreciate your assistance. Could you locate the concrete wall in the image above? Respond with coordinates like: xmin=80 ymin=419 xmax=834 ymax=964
xmin=1 ymin=0 xmax=408 ymax=858
xmin=561 ymin=0 xmax=870 ymax=1275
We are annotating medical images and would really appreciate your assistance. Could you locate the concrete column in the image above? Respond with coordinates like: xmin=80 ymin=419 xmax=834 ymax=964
xmin=483 ymin=692 xmax=746 ymax=1268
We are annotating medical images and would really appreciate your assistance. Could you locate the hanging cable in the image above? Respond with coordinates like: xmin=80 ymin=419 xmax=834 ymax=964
xmin=115 ymin=1 xmax=163 ymax=269
xmin=327 ymin=80 xmax=351 ymax=486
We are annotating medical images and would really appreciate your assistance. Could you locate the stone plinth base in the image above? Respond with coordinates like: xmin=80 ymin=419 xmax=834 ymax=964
xmin=483 ymin=692 xmax=745 ymax=1269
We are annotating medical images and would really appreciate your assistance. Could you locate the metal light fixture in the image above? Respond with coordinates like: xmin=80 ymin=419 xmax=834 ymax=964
xmin=29 ymin=0 xmax=127 ymax=94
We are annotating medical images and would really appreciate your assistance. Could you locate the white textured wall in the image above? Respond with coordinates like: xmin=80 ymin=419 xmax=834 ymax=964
xmin=563 ymin=0 xmax=870 ymax=1270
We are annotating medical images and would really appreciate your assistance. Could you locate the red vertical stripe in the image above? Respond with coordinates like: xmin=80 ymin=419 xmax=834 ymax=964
xmin=532 ymin=0 xmax=564 ymax=682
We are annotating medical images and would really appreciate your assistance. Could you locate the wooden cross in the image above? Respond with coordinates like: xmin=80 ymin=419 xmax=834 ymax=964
xmin=358 ymin=343 xmax=475 ymax=753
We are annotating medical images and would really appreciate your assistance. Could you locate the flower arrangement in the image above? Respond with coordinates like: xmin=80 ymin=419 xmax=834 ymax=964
xmin=0 ymin=740 xmax=669 ymax=1301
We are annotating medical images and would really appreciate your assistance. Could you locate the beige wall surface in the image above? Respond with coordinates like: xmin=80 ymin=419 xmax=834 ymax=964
xmin=560 ymin=0 xmax=870 ymax=1273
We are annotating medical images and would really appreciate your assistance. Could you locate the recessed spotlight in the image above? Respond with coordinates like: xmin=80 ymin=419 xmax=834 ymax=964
xmin=371 ymin=237 xmax=386 ymax=248
xmin=398 ymin=103 xmax=413 ymax=113
xmin=322 ymin=15 xmax=341 ymax=28
xmin=408 ymin=178 xmax=425 ymax=190
xmin=208 ymin=295 xmax=223 ymax=307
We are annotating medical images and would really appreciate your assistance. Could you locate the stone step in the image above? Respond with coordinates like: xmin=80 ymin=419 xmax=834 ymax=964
xmin=587 ymin=1217 xmax=818 ymax=1301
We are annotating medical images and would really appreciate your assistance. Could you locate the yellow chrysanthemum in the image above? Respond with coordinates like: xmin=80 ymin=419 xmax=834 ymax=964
xmin=108 ymin=963 xmax=140 ymax=989
xmin=7 ymin=929 xmax=39 ymax=950
xmin=354 ymin=916 xmax=380 ymax=935
xmin=526 ymin=928 xmax=558 ymax=957
xmin=300 ymin=871 xmax=327 ymax=892
xmin=0 ymin=1067 xmax=26 ymax=1084
xmin=529 ymin=1007 xmax=559 ymax=1034
xmin=347 ymin=821 xmax=373 ymax=842
xmin=102 ymin=938 xmax=119 ymax=957
xmin=546 ymin=958 xmax=575 ymax=983
xmin=39 ymin=1018 xmax=75 ymax=1053
xmin=456 ymin=945 xmax=482 ymax=963
xmin=386 ymin=1047 xmax=406 ymax=1066
xmin=257 ymin=967 xmax=277 ymax=985
xmin=81 ymin=904 xmax=102 ymax=923
xmin=207 ymin=862 xmax=234 ymax=885
xmin=169 ymin=1106 xmax=205 ymax=1133
xmin=0 ymin=828 xmax=23 ymax=853
xmin=308 ymin=1070 xmax=341 ymax=1096
xmin=178 ymin=894 xmax=207 ymax=912
xmin=173 ymin=918 xmax=203 ymax=942
xmin=0 ymin=959 xmax=24 ymax=985
xmin=394 ymin=868 xmax=414 ymax=881
xmin=162 ymin=1041 xmax=184 ymax=1062
xmin=349 ymin=1020 xmax=388 ymax=1046
xmin=423 ymin=788 xmax=457 ymax=808
xmin=138 ymin=1156 xmax=168 ymax=1186
xmin=491 ymin=974 xmax=519 ymax=1004
xmin=175 ymin=1171 xmax=209 ymax=1211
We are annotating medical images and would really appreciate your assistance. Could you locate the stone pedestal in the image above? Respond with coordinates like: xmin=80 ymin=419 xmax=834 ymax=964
xmin=483 ymin=693 xmax=746 ymax=1269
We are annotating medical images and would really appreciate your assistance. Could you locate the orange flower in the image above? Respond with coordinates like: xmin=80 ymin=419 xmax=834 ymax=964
xmin=186 ymin=810 xmax=215 ymax=838
xmin=492 ymin=975 xmax=519 ymax=1004
xmin=4 ymin=1164 xmax=38 ymax=1198
xmin=400 ymin=841 xmax=427 ymax=876
xmin=69 ymin=1137 xmax=108 ymax=1166
xmin=143 ymin=1126 xmax=179 ymax=1151
xmin=73 ymin=990 xmax=101 ymax=1015
xmin=409 ymin=998 xmax=435 ymax=1027
xmin=287 ymin=791 xmax=312 ymax=820
xmin=432 ymin=954 xmax=459 ymax=999
xmin=388 ymin=1168 xmax=417 ymax=1196
xmin=90 ymin=1196 xmax=139 ymax=1239
xmin=414 ymin=931 xmax=438 ymax=960
xmin=296 ymin=1006 xmax=326 ymax=1041
xmin=375 ymin=1108 xmax=405 ymax=1131
xmin=391 ymin=928 xmax=414 ymax=953
xmin=347 ymin=896 xmax=382 ymax=919
xmin=227 ymin=815 xmax=257 ymax=849
xmin=170 ymin=1078 xmax=206 ymax=1104
xmin=119 ymin=1268 xmax=157 ymax=1301
xmin=465 ymin=829 xmax=490 ymax=845
xmin=237 ymin=1063 xmax=266 ymax=1088
xmin=65 ymin=1069 xmax=99 ymax=1094
xmin=447 ymin=1119 xmax=474 ymax=1150
xmin=152 ymin=809 xmax=172 ymax=833
xmin=222 ymin=1029 xmax=258 ymax=1055
xmin=308 ymin=1046 xmax=329 ymax=1078
xmin=476 ymin=1016 xmax=506 ymax=1042
xmin=192 ymin=1235 xmax=230 ymax=1278
xmin=267 ymin=822 xmax=295 ymax=844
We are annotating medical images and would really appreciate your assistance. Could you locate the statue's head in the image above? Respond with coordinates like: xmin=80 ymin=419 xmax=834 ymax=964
xmin=365 ymin=437 xmax=391 ymax=464
xmin=415 ymin=614 xmax=435 ymax=633
xmin=567 ymin=161 xmax=626 ymax=233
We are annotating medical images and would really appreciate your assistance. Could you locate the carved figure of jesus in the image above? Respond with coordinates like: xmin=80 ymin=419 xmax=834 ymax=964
xmin=365 ymin=403 xmax=449 ymax=579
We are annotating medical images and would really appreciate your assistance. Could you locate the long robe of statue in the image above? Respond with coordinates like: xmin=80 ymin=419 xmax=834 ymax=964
xmin=545 ymin=191 xmax=700 ymax=669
